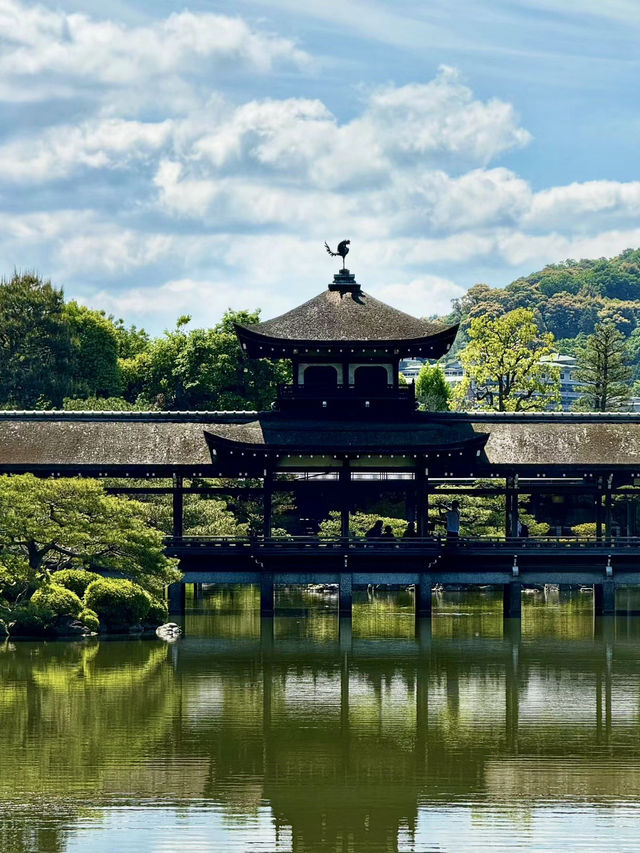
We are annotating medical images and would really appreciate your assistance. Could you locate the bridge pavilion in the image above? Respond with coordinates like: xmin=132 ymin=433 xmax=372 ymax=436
xmin=2 ymin=262 xmax=640 ymax=616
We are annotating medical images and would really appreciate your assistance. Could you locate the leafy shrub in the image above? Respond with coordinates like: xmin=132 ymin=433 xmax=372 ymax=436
xmin=571 ymin=522 xmax=597 ymax=537
xmin=84 ymin=578 xmax=150 ymax=631
xmin=31 ymin=583 xmax=83 ymax=617
xmin=52 ymin=569 xmax=103 ymax=598
xmin=9 ymin=601 xmax=56 ymax=637
xmin=144 ymin=593 xmax=168 ymax=626
xmin=78 ymin=608 xmax=100 ymax=633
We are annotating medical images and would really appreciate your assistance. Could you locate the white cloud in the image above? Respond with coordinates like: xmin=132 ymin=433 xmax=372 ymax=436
xmin=525 ymin=180 xmax=640 ymax=229
xmin=0 ymin=2 xmax=310 ymax=95
xmin=374 ymin=276 xmax=466 ymax=318
xmin=92 ymin=276 xmax=293 ymax=329
xmin=1 ymin=14 xmax=640 ymax=337
xmin=0 ymin=117 xmax=173 ymax=181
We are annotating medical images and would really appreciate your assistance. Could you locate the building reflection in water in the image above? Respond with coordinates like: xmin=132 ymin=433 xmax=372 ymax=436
xmin=1 ymin=587 xmax=640 ymax=852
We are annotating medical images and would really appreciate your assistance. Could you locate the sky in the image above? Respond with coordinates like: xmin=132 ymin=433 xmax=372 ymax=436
xmin=1 ymin=0 xmax=640 ymax=333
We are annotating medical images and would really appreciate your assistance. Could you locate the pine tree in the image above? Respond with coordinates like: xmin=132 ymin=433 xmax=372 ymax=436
xmin=573 ymin=322 xmax=632 ymax=411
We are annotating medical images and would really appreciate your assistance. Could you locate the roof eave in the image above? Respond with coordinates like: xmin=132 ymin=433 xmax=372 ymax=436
xmin=234 ymin=322 xmax=459 ymax=359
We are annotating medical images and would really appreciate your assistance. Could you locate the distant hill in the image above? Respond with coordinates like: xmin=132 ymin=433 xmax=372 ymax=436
xmin=440 ymin=247 xmax=640 ymax=377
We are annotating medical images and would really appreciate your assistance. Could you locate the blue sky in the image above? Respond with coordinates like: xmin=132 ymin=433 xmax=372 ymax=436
xmin=1 ymin=0 xmax=640 ymax=332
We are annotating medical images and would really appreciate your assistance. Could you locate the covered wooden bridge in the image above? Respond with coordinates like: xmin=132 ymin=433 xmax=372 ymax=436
xmin=2 ymin=262 xmax=640 ymax=619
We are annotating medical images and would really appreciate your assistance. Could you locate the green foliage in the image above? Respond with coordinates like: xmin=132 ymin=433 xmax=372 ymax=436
xmin=112 ymin=319 xmax=151 ymax=359
xmin=51 ymin=569 xmax=103 ymax=597
xmin=8 ymin=601 xmax=56 ymax=637
xmin=0 ymin=475 xmax=180 ymax=598
xmin=318 ymin=511 xmax=408 ymax=538
xmin=571 ymin=522 xmax=597 ymax=537
xmin=445 ymin=250 xmax=640 ymax=367
xmin=429 ymin=487 xmax=549 ymax=538
xmin=415 ymin=363 xmax=451 ymax=411
xmin=572 ymin=322 xmax=632 ymax=411
xmin=0 ymin=272 xmax=73 ymax=407
xmin=62 ymin=396 xmax=148 ymax=411
xmin=120 ymin=309 xmax=289 ymax=410
xmin=64 ymin=302 xmax=121 ymax=399
xmin=31 ymin=583 xmax=83 ymax=617
xmin=144 ymin=594 xmax=168 ymax=625
xmin=84 ymin=578 xmax=152 ymax=631
xmin=78 ymin=608 xmax=100 ymax=632
xmin=455 ymin=308 xmax=560 ymax=411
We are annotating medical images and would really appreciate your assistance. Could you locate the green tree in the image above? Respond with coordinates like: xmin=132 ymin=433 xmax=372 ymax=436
xmin=415 ymin=363 xmax=451 ymax=411
xmin=122 ymin=310 xmax=289 ymax=410
xmin=455 ymin=308 xmax=560 ymax=411
xmin=0 ymin=476 xmax=179 ymax=624
xmin=64 ymin=302 xmax=121 ymax=398
xmin=0 ymin=272 xmax=73 ymax=407
xmin=572 ymin=322 xmax=632 ymax=411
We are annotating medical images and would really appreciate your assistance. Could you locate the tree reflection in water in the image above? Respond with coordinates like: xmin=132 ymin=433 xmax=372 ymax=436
xmin=1 ymin=586 xmax=640 ymax=852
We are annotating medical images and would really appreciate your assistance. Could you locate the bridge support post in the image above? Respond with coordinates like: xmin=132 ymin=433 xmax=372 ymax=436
xmin=503 ymin=582 xmax=522 ymax=619
xmin=416 ymin=573 xmax=432 ymax=616
xmin=339 ymin=572 xmax=352 ymax=616
xmin=260 ymin=572 xmax=274 ymax=616
xmin=193 ymin=582 xmax=204 ymax=601
xmin=594 ymin=580 xmax=616 ymax=615
xmin=172 ymin=474 xmax=183 ymax=539
xmin=167 ymin=582 xmax=185 ymax=615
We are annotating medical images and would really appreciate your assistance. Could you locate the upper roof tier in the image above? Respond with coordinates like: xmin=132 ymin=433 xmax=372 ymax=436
xmin=235 ymin=268 xmax=459 ymax=358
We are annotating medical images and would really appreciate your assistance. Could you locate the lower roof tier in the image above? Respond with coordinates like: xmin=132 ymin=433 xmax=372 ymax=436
xmin=0 ymin=411 xmax=639 ymax=474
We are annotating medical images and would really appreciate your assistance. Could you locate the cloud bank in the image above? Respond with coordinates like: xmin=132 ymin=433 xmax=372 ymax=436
xmin=0 ymin=1 xmax=639 ymax=330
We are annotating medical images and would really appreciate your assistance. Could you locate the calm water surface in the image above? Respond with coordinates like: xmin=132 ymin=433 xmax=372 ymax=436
xmin=3 ymin=585 xmax=640 ymax=852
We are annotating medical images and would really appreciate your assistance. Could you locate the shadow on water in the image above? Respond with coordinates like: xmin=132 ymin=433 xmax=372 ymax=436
xmin=3 ymin=583 xmax=640 ymax=851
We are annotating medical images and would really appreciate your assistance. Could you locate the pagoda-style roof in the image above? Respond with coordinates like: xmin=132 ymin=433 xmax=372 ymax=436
xmin=235 ymin=270 xmax=458 ymax=358
xmin=204 ymin=412 xmax=489 ymax=474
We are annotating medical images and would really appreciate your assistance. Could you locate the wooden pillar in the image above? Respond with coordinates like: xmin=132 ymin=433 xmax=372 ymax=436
xmin=415 ymin=463 xmax=428 ymax=537
xmin=167 ymin=582 xmax=185 ymax=615
xmin=260 ymin=572 xmax=274 ymax=615
xmin=339 ymin=572 xmax=352 ymax=616
xmin=503 ymin=582 xmax=522 ymax=619
xmin=594 ymin=580 xmax=616 ymax=615
xmin=416 ymin=573 xmax=432 ymax=616
xmin=604 ymin=476 xmax=613 ymax=545
xmin=505 ymin=474 xmax=518 ymax=538
xmin=339 ymin=458 xmax=350 ymax=539
xmin=172 ymin=474 xmax=184 ymax=539
xmin=263 ymin=470 xmax=272 ymax=538
xmin=595 ymin=480 xmax=603 ymax=542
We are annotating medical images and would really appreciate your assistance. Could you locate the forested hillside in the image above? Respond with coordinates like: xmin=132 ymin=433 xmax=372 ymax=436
xmin=442 ymin=248 xmax=640 ymax=379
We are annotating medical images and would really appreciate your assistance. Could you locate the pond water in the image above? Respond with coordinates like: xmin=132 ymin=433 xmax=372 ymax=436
xmin=3 ymin=585 xmax=640 ymax=852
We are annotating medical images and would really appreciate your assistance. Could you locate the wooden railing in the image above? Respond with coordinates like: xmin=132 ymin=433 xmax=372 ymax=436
xmin=165 ymin=535 xmax=640 ymax=552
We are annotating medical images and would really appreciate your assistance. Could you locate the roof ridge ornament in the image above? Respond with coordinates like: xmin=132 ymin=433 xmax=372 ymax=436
xmin=324 ymin=239 xmax=350 ymax=272
xmin=324 ymin=238 xmax=360 ymax=292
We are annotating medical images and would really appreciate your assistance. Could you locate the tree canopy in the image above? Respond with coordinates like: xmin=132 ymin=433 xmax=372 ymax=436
xmin=415 ymin=363 xmax=451 ymax=411
xmin=0 ymin=272 xmax=73 ymax=407
xmin=455 ymin=308 xmax=560 ymax=411
xmin=0 ymin=476 xmax=179 ymax=601
xmin=572 ymin=322 xmax=633 ymax=411
xmin=120 ymin=310 xmax=288 ymax=410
